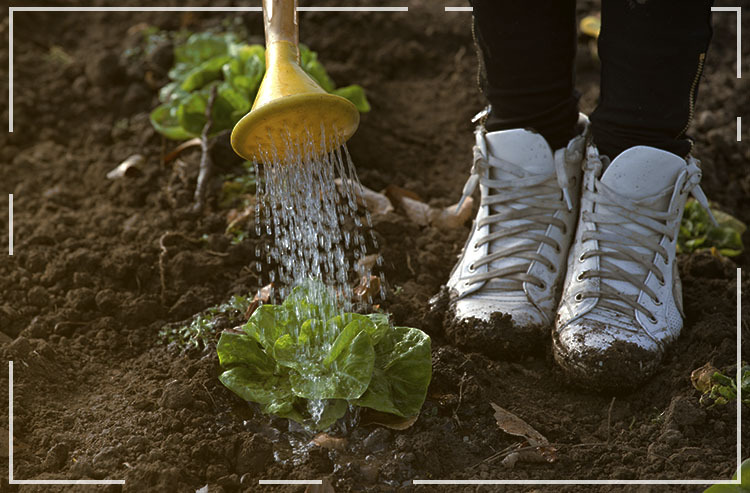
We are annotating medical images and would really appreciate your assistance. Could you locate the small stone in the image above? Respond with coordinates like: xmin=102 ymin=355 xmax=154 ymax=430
xmin=158 ymin=381 xmax=193 ymax=409
xmin=92 ymin=445 xmax=124 ymax=469
xmin=658 ymin=428 xmax=682 ymax=447
xmin=95 ymin=289 xmax=119 ymax=313
xmin=42 ymin=443 xmax=69 ymax=471
xmin=664 ymin=396 xmax=706 ymax=429
xmin=363 ymin=428 xmax=391 ymax=453
xmin=235 ymin=434 xmax=273 ymax=476
xmin=27 ymin=286 xmax=49 ymax=307
xmin=69 ymin=458 xmax=96 ymax=479
xmin=66 ymin=288 xmax=96 ymax=311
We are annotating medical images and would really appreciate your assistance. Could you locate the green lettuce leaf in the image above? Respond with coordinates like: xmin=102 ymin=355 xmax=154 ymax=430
xmin=217 ymin=280 xmax=432 ymax=430
xmin=352 ymin=326 xmax=432 ymax=418
xmin=333 ymin=85 xmax=371 ymax=113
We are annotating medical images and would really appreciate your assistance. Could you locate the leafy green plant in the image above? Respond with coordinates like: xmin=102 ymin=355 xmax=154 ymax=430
xmin=694 ymin=365 xmax=750 ymax=408
xmin=678 ymin=200 xmax=746 ymax=257
xmin=160 ymin=294 xmax=251 ymax=349
xmin=150 ymin=31 xmax=370 ymax=141
xmin=704 ymin=458 xmax=750 ymax=492
xmin=216 ymin=280 xmax=432 ymax=430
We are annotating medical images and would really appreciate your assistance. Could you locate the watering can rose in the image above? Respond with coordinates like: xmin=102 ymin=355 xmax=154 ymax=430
xmin=216 ymin=281 xmax=432 ymax=430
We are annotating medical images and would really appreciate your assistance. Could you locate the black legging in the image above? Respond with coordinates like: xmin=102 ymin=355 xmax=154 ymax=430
xmin=471 ymin=0 xmax=714 ymax=159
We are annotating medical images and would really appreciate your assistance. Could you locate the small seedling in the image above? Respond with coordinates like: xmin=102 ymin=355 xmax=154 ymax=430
xmin=160 ymin=294 xmax=251 ymax=349
xmin=692 ymin=363 xmax=750 ymax=408
xmin=678 ymin=200 xmax=746 ymax=257
xmin=149 ymin=31 xmax=370 ymax=141
xmin=216 ymin=280 xmax=432 ymax=431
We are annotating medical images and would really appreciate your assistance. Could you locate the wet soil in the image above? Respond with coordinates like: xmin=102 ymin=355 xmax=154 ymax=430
xmin=0 ymin=0 xmax=748 ymax=492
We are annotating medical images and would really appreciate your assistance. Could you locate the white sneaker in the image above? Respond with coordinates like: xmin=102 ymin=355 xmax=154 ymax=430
xmin=446 ymin=115 xmax=589 ymax=343
xmin=553 ymin=145 xmax=715 ymax=388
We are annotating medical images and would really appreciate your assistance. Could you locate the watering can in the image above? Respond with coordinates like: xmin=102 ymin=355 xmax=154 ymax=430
xmin=231 ymin=0 xmax=360 ymax=162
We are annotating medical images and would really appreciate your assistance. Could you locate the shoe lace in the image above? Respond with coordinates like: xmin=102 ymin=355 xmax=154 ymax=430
xmin=576 ymin=156 xmax=716 ymax=322
xmin=456 ymin=128 xmax=579 ymax=290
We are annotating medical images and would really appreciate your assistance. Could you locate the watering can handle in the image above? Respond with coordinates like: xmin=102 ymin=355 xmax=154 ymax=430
xmin=264 ymin=0 xmax=299 ymax=47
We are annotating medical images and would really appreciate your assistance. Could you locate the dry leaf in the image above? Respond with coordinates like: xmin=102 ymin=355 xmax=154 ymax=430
xmin=164 ymin=138 xmax=202 ymax=164
xmin=491 ymin=403 xmax=548 ymax=447
xmin=357 ymin=254 xmax=380 ymax=273
xmin=400 ymin=196 xmax=432 ymax=226
xmin=383 ymin=184 xmax=423 ymax=206
xmin=245 ymin=283 xmax=274 ymax=319
xmin=691 ymin=362 xmax=719 ymax=393
xmin=335 ymin=179 xmax=393 ymax=215
xmin=312 ymin=433 xmax=347 ymax=451
xmin=491 ymin=403 xmax=557 ymax=463
xmin=430 ymin=197 xmax=474 ymax=230
xmin=360 ymin=409 xmax=419 ymax=430
xmin=400 ymin=196 xmax=474 ymax=230
xmin=107 ymin=154 xmax=144 ymax=179
xmin=353 ymin=275 xmax=380 ymax=302
xmin=305 ymin=479 xmax=335 ymax=493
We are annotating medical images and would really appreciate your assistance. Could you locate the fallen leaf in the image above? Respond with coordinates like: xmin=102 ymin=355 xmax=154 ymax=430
xmin=164 ymin=137 xmax=202 ymax=164
xmin=357 ymin=254 xmax=380 ymax=273
xmin=360 ymin=409 xmax=419 ymax=430
xmin=305 ymin=479 xmax=335 ymax=493
xmin=335 ymin=179 xmax=393 ymax=215
xmin=430 ymin=197 xmax=474 ymax=230
xmin=400 ymin=196 xmax=474 ymax=230
xmin=245 ymin=283 xmax=274 ymax=319
xmin=491 ymin=403 xmax=556 ymax=462
xmin=353 ymin=275 xmax=380 ymax=302
xmin=312 ymin=433 xmax=347 ymax=451
xmin=400 ymin=196 xmax=432 ymax=226
xmin=691 ymin=363 xmax=720 ymax=393
xmin=383 ymin=184 xmax=423 ymax=206
xmin=107 ymin=154 xmax=144 ymax=179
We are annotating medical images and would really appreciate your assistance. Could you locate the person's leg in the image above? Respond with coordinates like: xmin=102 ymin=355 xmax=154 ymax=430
xmin=447 ymin=1 xmax=587 ymax=356
xmin=591 ymin=0 xmax=714 ymax=159
xmin=554 ymin=0 xmax=716 ymax=389
xmin=470 ymin=0 xmax=579 ymax=150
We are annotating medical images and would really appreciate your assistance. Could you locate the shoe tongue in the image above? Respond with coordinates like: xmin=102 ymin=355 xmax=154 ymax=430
xmin=600 ymin=146 xmax=685 ymax=208
xmin=595 ymin=146 xmax=685 ymax=302
xmin=485 ymin=128 xmax=554 ymax=176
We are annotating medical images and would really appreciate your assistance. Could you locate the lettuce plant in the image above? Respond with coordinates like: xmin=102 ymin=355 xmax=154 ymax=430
xmin=150 ymin=32 xmax=370 ymax=141
xmin=217 ymin=281 xmax=431 ymax=430
xmin=678 ymin=200 xmax=746 ymax=257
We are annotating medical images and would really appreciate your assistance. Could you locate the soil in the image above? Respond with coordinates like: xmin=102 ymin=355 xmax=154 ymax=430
xmin=0 ymin=0 xmax=748 ymax=492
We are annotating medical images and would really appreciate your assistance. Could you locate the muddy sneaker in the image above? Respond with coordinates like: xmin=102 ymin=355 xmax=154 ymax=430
xmin=553 ymin=145 xmax=715 ymax=389
xmin=445 ymin=115 xmax=588 ymax=353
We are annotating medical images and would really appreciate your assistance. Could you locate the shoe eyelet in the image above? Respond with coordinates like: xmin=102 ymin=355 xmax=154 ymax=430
xmin=653 ymin=297 xmax=662 ymax=306
xmin=468 ymin=263 xmax=476 ymax=273
xmin=576 ymin=272 xmax=585 ymax=282
xmin=648 ymin=315 xmax=658 ymax=324
xmin=578 ymin=253 xmax=586 ymax=262
xmin=548 ymin=264 xmax=556 ymax=273
xmin=658 ymin=278 xmax=666 ymax=287
xmin=537 ymin=282 xmax=546 ymax=290
xmin=574 ymin=293 xmax=583 ymax=302
xmin=473 ymin=243 xmax=480 ymax=251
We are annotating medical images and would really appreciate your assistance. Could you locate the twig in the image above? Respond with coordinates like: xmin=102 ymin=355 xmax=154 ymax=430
xmin=607 ymin=396 xmax=616 ymax=444
xmin=452 ymin=371 xmax=467 ymax=428
xmin=192 ymin=85 xmax=218 ymax=213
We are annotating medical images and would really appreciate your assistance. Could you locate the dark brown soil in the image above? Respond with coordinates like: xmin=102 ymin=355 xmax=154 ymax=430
xmin=0 ymin=1 xmax=748 ymax=492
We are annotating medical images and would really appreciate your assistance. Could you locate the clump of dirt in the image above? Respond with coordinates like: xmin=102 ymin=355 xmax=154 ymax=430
xmin=0 ymin=1 xmax=747 ymax=492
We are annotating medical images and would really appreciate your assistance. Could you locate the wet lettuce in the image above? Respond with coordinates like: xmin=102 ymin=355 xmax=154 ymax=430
xmin=217 ymin=281 xmax=431 ymax=430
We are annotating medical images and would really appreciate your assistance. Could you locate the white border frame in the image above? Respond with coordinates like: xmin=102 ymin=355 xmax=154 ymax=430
xmin=4 ymin=3 xmax=745 ymax=488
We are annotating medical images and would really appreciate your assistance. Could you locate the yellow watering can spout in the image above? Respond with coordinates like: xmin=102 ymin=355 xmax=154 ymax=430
xmin=231 ymin=0 xmax=360 ymax=162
